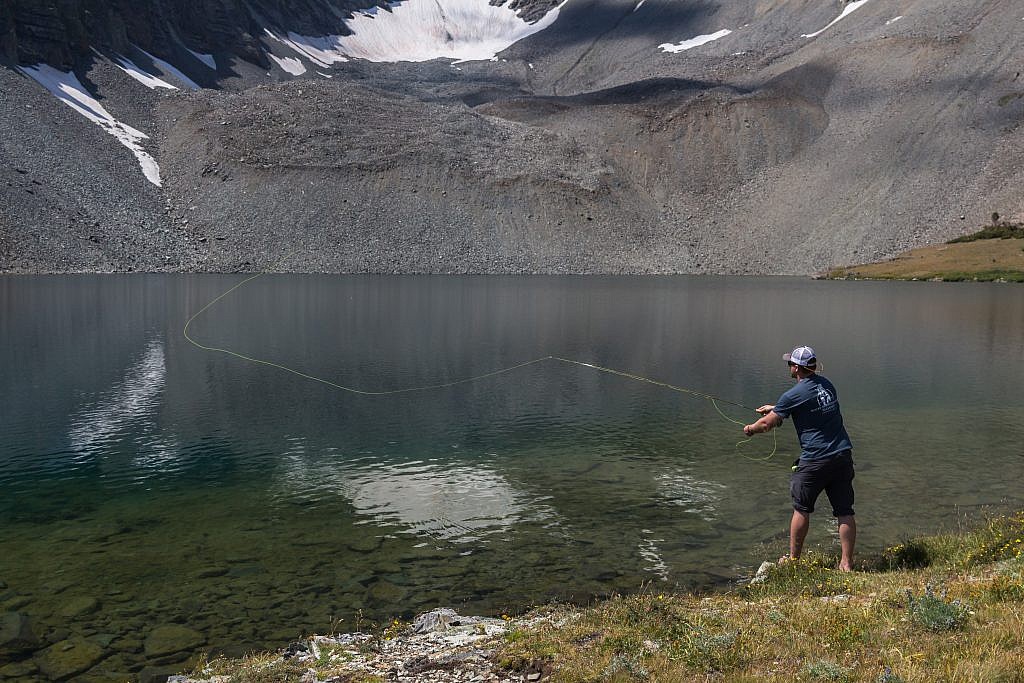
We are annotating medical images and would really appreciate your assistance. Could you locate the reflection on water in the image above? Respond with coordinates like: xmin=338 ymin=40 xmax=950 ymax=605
xmin=1 ymin=274 xmax=1024 ymax=679
xmin=276 ymin=446 xmax=555 ymax=542
xmin=639 ymin=530 xmax=670 ymax=582
xmin=656 ymin=471 xmax=727 ymax=522
xmin=67 ymin=338 xmax=180 ymax=471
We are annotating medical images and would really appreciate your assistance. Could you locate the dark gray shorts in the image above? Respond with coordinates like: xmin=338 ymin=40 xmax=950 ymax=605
xmin=790 ymin=450 xmax=855 ymax=516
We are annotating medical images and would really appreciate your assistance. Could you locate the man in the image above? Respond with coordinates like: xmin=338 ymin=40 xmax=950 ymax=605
xmin=743 ymin=346 xmax=856 ymax=571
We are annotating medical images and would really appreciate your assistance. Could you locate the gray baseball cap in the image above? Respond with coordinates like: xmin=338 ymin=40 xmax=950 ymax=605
xmin=783 ymin=346 xmax=816 ymax=368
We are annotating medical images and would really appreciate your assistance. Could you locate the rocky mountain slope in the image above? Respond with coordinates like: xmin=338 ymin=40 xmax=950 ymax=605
xmin=1 ymin=0 xmax=1022 ymax=274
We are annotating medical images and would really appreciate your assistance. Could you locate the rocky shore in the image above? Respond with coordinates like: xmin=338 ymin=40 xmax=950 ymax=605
xmin=167 ymin=608 xmax=555 ymax=683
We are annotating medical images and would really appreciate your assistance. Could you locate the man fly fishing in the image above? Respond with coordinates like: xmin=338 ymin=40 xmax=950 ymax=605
xmin=742 ymin=346 xmax=856 ymax=571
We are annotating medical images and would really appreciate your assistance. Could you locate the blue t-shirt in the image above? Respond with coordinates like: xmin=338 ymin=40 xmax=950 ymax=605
xmin=773 ymin=374 xmax=852 ymax=460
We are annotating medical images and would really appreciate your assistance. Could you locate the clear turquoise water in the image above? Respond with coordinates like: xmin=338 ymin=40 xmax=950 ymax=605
xmin=2 ymin=274 xmax=1023 ymax=677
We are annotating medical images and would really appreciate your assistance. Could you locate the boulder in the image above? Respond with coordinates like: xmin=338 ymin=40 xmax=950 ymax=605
xmin=144 ymin=625 xmax=204 ymax=658
xmin=411 ymin=608 xmax=461 ymax=634
xmin=410 ymin=608 xmax=501 ymax=634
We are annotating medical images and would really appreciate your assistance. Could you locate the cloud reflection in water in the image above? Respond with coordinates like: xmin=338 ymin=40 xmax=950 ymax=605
xmin=276 ymin=442 xmax=555 ymax=543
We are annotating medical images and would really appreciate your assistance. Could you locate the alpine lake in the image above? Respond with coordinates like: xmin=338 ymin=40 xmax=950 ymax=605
xmin=2 ymin=274 xmax=1023 ymax=679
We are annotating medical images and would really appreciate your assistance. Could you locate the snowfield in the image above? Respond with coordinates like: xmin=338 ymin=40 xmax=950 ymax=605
xmin=266 ymin=0 xmax=566 ymax=65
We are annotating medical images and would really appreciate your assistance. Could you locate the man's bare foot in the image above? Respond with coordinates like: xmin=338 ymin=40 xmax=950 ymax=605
xmin=778 ymin=555 xmax=794 ymax=564
xmin=838 ymin=562 xmax=853 ymax=572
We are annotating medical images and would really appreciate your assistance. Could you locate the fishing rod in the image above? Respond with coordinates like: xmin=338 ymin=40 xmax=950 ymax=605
xmin=183 ymin=271 xmax=778 ymax=461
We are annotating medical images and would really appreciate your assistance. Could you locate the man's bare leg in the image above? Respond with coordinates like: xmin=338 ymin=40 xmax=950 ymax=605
xmin=838 ymin=515 xmax=856 ymax=571
xmin=788 ymin=509 xmax=810 ymax=560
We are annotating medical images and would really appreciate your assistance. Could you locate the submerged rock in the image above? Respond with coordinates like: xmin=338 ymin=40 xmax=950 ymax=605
xmin=144 ymin=625 xmax=205 ymax=658
xmin=195 ymin=567 xmax=229 ymax=579
xmin=367 ymin=580 xmax=406 ymax=605
xmin=347 ymin=535 xmax=383 ymax=553
xmin=0 ymin=611 xmax=41 ymax=655
xmin=59 ymin=595 xmax=100 ymax=617
xmin=0 ymin=659 xmax=39 ymax=679
xmin=2 ymin=595 xmax=33 ymax=611
xmin=34 ymin=636 xmax=105 ymax=680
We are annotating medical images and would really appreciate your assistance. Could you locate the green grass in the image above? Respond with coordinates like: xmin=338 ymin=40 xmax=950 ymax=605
xmin=947 ymin=222 xmax=1024 ymax=243
xmin=905 ymin=270 xmax=1024 ymax=282
xmin=496 ymin=511 xmax=1024 ymax=682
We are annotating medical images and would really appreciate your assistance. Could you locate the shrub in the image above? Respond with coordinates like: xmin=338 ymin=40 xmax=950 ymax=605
xmin=803 ymin=659 xmax=852 ymax=682
xmin=906 ymin=585 xmax=970 ymax=631
xmin=963 ymin=511 xmax=1024 ymax=565
xmin=874 ymin=540 xmax=932 ymax=570
xmin=947 ymin=221 xmax=1024 ymax=243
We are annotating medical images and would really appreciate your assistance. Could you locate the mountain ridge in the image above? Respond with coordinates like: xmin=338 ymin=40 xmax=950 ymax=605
xmin=1 ymin=0 xmax=1021 ymax=275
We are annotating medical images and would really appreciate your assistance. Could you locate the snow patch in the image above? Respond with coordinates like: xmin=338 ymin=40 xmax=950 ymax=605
xmin=801 ymin=0 xmax=871 ymax=38
xmin=268 ymin=53 xmax=308 ymax=75
xmin=633 ymin=0 xmax=645 ymax=12
xmin=885 ymin=15 xmax=902 ymax=25
xmin=317 ymin=71 xmax=334 ymax=78
xmin=19 ymin=64 xmax=162 ymax=186
xmin=265 ymin=30 xmax=350 ymax=67
xmin=659 ymin=28 xmax=732 ymax=53
xmin=265 ymin=0 xmax=566 ymax=64
xmin=186 ymin=48 xmax=217 ymax=70
xmin=138 ymin=48 xmax=201 ymax=90
xmin=114 ymin=56 xmax=178 ymax=90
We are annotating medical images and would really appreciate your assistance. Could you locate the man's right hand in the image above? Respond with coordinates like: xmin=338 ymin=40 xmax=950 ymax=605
xmin=756 ymin=404 xmax=775 ymax=415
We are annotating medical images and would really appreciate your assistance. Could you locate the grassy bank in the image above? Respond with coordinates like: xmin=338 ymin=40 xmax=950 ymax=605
xmin=497 ymin=512 xmax=1024 ymax=682
xmin=186 ymin=512 xmax=1024 ymax=682
xmin=825 ymin=219 xmax=1024 ymax=282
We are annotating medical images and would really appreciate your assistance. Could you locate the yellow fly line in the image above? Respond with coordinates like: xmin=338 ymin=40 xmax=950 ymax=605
xmin=183 ymin=271 xmax=778 ymax=461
